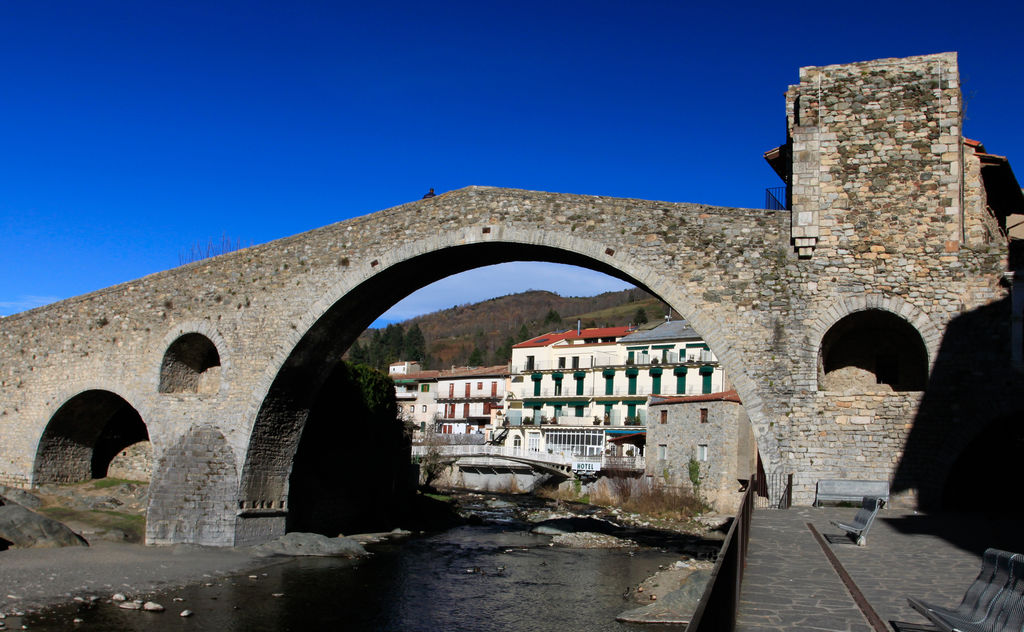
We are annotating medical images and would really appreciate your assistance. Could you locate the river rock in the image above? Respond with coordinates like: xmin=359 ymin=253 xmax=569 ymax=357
xmin=0 ymin=500 xmax=88 ymax=549
xmin=616 ymin=568 xmax=712 ymax=624
xmin=250 ymin=532 xmax=368 ymax=558
xmin=530 ymin=517 xmax=618 ymax=536
xmin=0 ymin=487 xmax=43 ymax=509
xmin=143 ymin=601 xmax=165 ymax=612
xmin=551 ymin=532 xmax=637 ymax=549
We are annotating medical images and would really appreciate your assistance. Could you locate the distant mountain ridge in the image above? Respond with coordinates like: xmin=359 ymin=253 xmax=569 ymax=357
xmin=352 ymin=288 xmax=670 ymax=370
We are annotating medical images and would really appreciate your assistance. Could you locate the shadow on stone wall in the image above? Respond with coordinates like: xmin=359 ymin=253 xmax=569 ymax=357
xmin=286 ymin=362 xmax=412 ymax=536
xmin=891 ymin=295 xmax=1022 ymax=512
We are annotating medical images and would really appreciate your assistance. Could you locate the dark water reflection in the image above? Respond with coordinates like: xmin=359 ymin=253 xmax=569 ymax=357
xmin=26 ymin=524 xmax=683 ymax=631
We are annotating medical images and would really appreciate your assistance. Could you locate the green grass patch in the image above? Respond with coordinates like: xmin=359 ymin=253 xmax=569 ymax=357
xmin=92 ymin=477 xmax=146 ymax=489
xmin=423 ymin=493 xmax=452 ymax=502
xmin=40 ymin=506 xmax=146 ymax=543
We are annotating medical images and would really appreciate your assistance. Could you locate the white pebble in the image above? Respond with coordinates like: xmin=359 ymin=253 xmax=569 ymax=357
xmin=143 ymin=602 xmax=165 ymax=612
xmin=111 ymin=593 xmax=126 ymax=602
xmin=118 ymin=602 xmax=141 ymax=610
xmin=179 ymin=610 xmax=193 ymax=618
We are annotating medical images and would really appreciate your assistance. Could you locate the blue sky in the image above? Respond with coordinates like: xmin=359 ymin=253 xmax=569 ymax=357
xmin=1 ymin=1 xmax=1021 ymax=324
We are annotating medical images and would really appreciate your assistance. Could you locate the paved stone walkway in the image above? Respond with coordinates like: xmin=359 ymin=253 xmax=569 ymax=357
xmin=736 ymin=506 xmax=1024 ymax=632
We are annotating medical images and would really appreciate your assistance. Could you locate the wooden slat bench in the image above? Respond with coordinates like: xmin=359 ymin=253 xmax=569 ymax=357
xmin=814 ymin=479 xmax=889 ymax=507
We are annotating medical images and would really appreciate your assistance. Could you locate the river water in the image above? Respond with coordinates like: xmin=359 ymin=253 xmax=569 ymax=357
xmin=23 ymin=495 xmax=690 ymax=631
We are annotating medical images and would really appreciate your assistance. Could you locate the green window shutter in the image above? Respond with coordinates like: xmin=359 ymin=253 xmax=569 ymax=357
xmin=700 ymin=366 xmax=713 ymax=394
xmin=533 ymin=380 xmax=541 ymax=396
xmin=605 ymin=375 xmax=614 ymax=395
xmin=652 ymin=375 xmax=661 ymax=395
xmin=676 ymin=373 xmax=686 ymax=394
xmin=574 ymin=406 xmax=584 ymax=417
xmin=648 ymin=367 xmax=663 ymax=376
xmin=576 ymin=377 xmax=584 ymax=396
xmin=628 ymin=375 xmax=637 ymax=395
xmin=601 ymin=369 xmax=616 ymax=377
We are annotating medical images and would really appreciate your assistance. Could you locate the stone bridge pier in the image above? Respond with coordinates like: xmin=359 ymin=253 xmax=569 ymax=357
xmin=0 ymin=52 xmax=1019 ymax=545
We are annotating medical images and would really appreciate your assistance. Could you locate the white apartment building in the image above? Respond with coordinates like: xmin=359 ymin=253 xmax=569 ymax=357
xmin=499 ymin=320 xmax=725 ymax=465
xmin=434 ymin=365 xmax=508 ymax=435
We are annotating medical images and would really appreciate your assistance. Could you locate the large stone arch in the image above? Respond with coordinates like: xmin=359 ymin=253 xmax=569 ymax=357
xmin=33 ymin=388 xmax=150 ymax=484
xmin=233 ymin=227 xmax=780 ymax=543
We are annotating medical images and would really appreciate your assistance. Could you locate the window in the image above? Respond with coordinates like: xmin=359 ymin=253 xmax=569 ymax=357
xmin=658 ymin=444 xmax=667 ymax=460
xmin=697 ymin=444 xmax=708 ymax=461
xmin=421 ymin=405 xmax=427 ymax=413
xmin=526 ymin=355 xmax=535 ymax=371
xmin=605 ymin=375 xmax=614 ymax=395
xmin=449 ymin=383 xmax=454 ymax=397
xmin=477 ymin=382 xmax=483 ymax=389
xmin=628 ymin=375 xmax=637 ymax=395
xmin=571 ymin=356 xmax=580 ymax=369
xmin=554 ymin=380 xmax=562 ymax=396
xmin=660 ymin=410 xmax=667 ymax=425
xmin=700 ymin=408 xmax=708 ymax=424
xmin=575 ymin=376 xmax=584 ymax=396
xmin=574 ymin=406 xmax=584 ymax=417
xmin=409 ymin=405 xmax=415 ymax=413
xmin=558 ymin=357 xmax=566 ymax=369
xmin=465 ymin=383 xmax=471 ymax=397
xmin=420 ymin=384 xmax=430 ymax=392
xmin=463 ymin=403 xmax=469 ymax=418
xmin=513 ymin=436 xmax=522 ymax=449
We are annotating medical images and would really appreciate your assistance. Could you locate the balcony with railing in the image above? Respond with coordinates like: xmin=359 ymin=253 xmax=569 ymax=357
xmin=504 ymin=409 xmax=646 ymax=427
xmin=513 ymin=350 xmax=716 ymax=373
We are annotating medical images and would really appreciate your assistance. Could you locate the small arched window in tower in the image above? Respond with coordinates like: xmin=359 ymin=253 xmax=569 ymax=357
xmin=819 ymin=309 xmax=927 ymax=392
xmin=159 ymin=333 xmax=221 ymax=394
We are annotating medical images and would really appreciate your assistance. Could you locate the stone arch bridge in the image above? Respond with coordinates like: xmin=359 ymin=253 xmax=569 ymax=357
xmin=0 ymin=52 xmax=1019 ymax=545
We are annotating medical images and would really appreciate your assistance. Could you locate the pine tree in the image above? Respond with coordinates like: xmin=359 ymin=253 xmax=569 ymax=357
xmin=634 ymin=308 xmax=649 ymax=325
xmin=403 ymin=324 xmax=426 ymax=362
xmin=468 ymin=347 xmax=485 ymax=366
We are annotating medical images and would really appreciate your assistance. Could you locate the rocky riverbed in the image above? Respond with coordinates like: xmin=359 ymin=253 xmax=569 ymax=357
xmin=1 ymin=484 xmax=729 ymax=629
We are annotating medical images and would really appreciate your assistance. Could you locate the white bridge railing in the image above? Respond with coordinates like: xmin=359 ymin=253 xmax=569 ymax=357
xmin=410 ymin=445 xmax=645 ymax=472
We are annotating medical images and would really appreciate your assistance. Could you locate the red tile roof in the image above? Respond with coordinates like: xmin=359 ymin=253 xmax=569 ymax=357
xmin=512 ymin=326 xmax=634 ymax=349
xmin=649 ymin=390 xmax=741 ymax=405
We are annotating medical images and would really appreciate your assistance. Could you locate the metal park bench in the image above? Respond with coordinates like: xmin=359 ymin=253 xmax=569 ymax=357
xmin=901 ymin=548 xmax=1024 ymax=632
xmin=828 ymin=495 xmax=884 ymax=546
xmin=814 ymin=479 xmax=889 ymax=507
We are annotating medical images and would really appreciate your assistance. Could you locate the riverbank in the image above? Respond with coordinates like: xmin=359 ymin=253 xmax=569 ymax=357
xmin=0 ymin=540 xmax=272 ymax=617
xmin=2 ymin=487 xmax=724 ymax=628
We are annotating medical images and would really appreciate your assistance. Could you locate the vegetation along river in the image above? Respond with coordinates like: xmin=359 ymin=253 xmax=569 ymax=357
xmin=20 ymin=492 xmax=708 ymax=631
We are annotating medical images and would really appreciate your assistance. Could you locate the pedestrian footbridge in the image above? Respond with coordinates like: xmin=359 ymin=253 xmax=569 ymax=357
xmin=410 ymin=445 xmax=645 ymax=478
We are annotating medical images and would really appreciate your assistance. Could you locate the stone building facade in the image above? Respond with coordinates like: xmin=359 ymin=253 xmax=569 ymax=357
xmin=646 ymin=392 xmax=756 ymax=513
xmin=0 ymin=52 xmax=1019 ymax=544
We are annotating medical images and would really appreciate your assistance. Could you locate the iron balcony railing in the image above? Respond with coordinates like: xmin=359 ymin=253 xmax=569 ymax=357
xmin=765 ymin=186 xmax=788 ymax=210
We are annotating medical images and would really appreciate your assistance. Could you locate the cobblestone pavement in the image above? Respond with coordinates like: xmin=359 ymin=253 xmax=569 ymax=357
xmin=736 ymin=506 xmax=1024 ymax=632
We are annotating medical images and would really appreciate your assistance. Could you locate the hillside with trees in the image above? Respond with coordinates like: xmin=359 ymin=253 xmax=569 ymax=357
xmin=347 ymin=288 xmax=675 ymax=371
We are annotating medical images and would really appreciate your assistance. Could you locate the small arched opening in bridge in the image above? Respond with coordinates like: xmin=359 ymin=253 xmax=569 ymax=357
xmin=235 ymin=240 xmax=751 ymax=543
xmin=818 ymin=309 xmax=928 ymax=392
xmin=34 ymin=390 xmax=151 ymax=484
xmin=159 ymin=333 xmax=221 ymax=394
